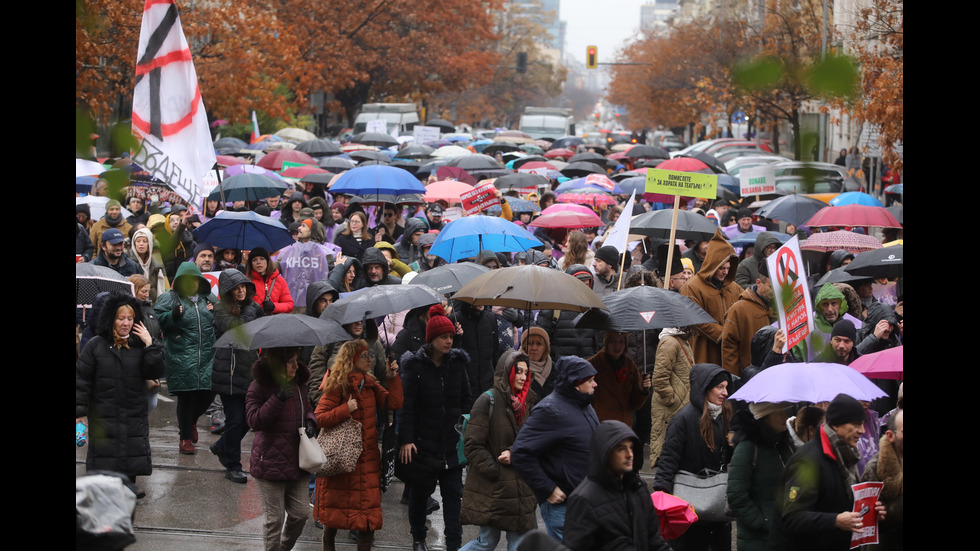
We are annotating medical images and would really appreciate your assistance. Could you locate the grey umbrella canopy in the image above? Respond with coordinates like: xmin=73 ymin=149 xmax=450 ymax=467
xmin=409 ymin=263 xmax=490 ymax=296
xmin=351 ymin=132 xmax=399 ymax=148
xmin=754 ymin=194 xmax=828 ymax=227
xmin=630 ymin=209 xmax=721 ymax=241
xmin=213 ymin=314 xmax=351 ymax=350
xmin=574 ymin=285 xmax=716 ymax=332
xmin=443 ymin=154 xmax=510 ymax=178
xmin=454 ymin=265 xmax=607 ymax=312
xmin=844 ymin=245 xmax=903 ymax=278
xmin=321 ymin=284 xmax=444 ymax=325
xmin=295 ymin=139 xmax=342 ymax=157
xmin=625 ymin=145 xmax=670 ymax=160
xmin=494 ymin=172 xmax=551 ymax=190
xmin=426 ymin=119 xmax=455 ymax=133
xmin=395 ymin=144 xmax=435 ymax=160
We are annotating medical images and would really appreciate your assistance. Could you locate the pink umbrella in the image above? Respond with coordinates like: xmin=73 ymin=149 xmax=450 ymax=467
xmin=216 ymin=155 xmax=246 ymax=167
xmin=801 ymin=230 xmax=882 ymax=253
xmin=256 ymin=150 xmax=316 ymax=171
xmin=558 ymin=192 xmax=617 ymax=207
xmin=541 ymin=203 xmax=596 ymax=216
xmin=223 ymin=164 xmax=284 ymax=180
xmin=849 ymin=346 xmax=903 ymax=380
xmin=529 ymin=209 xmax=603 ymax=229
xmin=422 ymin=180 xmax=475 ymax=204
xmin=519 ymin=161 xmax=557 ymax=171
xmin=544 ymin=148 xmax=575 ymax=159
xmin=804 ymin=205 xmax=902 ymax=228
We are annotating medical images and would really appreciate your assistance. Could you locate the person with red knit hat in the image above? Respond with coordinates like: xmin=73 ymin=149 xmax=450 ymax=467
xmin=399 ymin=304 xmax=472 ymax=551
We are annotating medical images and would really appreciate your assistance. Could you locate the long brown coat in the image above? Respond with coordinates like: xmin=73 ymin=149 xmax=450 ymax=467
xmin=680 ymin=229 xmax=742 ymax=365
xmin=588 ymin=347 xmax=649 ymax=427
xmin=460 ymin=350 xmax=538 ymax=533
xmin=314 ymin=371 xmax=403 ymax=531
xmin=649 ymin=332 xmax=694 ymax=466
xmin=721 ymin=286 xmax=771 ymax=375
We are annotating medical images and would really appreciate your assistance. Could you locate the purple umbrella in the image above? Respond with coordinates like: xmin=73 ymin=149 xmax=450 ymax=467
xmin=728 ymin=362 xmax=886 ymax=403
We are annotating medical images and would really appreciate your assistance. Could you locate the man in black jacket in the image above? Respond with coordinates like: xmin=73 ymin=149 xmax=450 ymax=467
xmin=564 ymin=421 xmax=671 ymax=551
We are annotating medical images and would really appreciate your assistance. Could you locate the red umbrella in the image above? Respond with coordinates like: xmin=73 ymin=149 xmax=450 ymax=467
xmin=804 ymin=205 xmax=902 ymax=228
xmin=435 ymin=166 xmax=478 ymax=185
xmin=654 ymin=157 xmax=711 ymax=172
xmin=849 ymin=346 xmax=903 ymax=380
xmin=256 ymin=150 xmax=316 ymax=171
xmin=801 ymin=230 xmax=882 ymax=253
xmin=216 ymin=155 xmax=245 ymax=167
xmin=529 ymin=209 xmax=603 ymax=229
xmin=516 ymin=161 xmax=557 ymax=171
xmin=422 ymin=180 xmax=475 ymax=204
xmin=281 ymin=165 xmax=329 ymax=179
xmin=544 ymin=148 xmax=575 ymax=159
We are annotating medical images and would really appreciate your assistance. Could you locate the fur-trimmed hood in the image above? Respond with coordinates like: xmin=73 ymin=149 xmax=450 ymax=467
xmin=95 ymin=292 xmax=147 ymax=344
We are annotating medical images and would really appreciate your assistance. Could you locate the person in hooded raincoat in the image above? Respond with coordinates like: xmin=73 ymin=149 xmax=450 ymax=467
xmin=680 ymin=229 xmax=742 ymax=365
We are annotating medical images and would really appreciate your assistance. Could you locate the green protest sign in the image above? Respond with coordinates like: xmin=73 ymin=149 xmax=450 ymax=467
xmin=645 ymin=169 xmax=718 ymax=199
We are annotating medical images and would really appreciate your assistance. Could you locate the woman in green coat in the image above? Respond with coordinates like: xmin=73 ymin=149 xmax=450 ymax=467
xmin=726 ymin=402 xmax=795 ymax=551
xmin=155 ymin=261 xmax=216 ymax=455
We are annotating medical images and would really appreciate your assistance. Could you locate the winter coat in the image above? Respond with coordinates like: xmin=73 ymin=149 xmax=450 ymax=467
xmin=327 ymin=255 xmax=365 ymax=292
xmin=796 ymin=283 xmax=849 ymax=361
xmin=308 ymin=322 xmax=387 ymax=410
xmin=394 ymin=217 xmax=428 ymax=266
xmin=360 ymin=247 xmax=402 ymax=286
xmin=300 ymin=280 xmax=339 ymax=366
xmin=334 ymin=230 xmax=373 ymax=260
xmin=76 ymin=293 xmax=165 ymax=477
xmin=76 ymin=222 xmax=94 ymax=262
xmin=314 ymin=369 xmax=403 ymax=531
xmin=460 ymin=350 xmax=538 ymax=533
xmin=212 ymin=270 xmax=263 ymax=396
xmin=90 ymin=249 xmax=142 ymax=278
xmin=155 ymin=262 xmax=216 ymax=392
xmin=588 ymin=346 xmax=649 ymax=427
xmin=89 ymin=215 xmax=133 ymax=252
xmin=649 ymin=331 xmax=694 ymax=465
xmin=726 ymin=417 xmax=795 ymax=551
xmin=129 ymin=227 xmax=169 ymax=301
xmin=511 ymin=356 xmax=600 ymax=504
xmin=734 ymin=232 xmax=782 ymax=288
xmin=653 ymin=363 xmax=731 ymax=493
xmin=536 ymin=308 xmax=597 ymax=361
xmin=399 ymin=345 xmax=472 ymax=466
xmin=564 ymin=421 xmax=671 ymax=551
xmin=680 ymin=229 xmax=741 ymax=365
xmin=721 ymin=285 xmax=772 ymax=375
xmin=768 ymin=426 xmax=855 ymax=551
xmin=248 ymin=267 xmax=294 ymax=314
xmin=392 ymin=307 xmax=427 ymax=362
xmin=860 ymin=435 xmax=903 ymax=550
xmin=452 ymin=301 xmax=502 ymax=411
xmin=245 ymin=356 xmax=316 ymax=482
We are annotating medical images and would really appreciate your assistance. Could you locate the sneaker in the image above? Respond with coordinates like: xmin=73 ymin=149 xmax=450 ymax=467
xmin=209 ymin=441 xmax=228 ymax=468
xmin=210 ymin=420 xmax=225 ymax=435
xmin=225 ymin=470 xmax=247 ymax=484
xmin=179 ymin=439 xmax=195 ymax=455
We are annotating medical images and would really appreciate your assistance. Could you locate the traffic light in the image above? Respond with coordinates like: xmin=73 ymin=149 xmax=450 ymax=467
xmin=516 ymin=52 xmax=527 ymax=74
xmin=586 ymin=45 xmax=597 ymax=69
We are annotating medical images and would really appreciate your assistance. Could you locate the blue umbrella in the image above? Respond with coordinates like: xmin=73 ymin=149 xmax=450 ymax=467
xmin=829 ymin=191 xmax=883 ymax=207
xmin=208 ymin=173 xmax=289 ymax=202
xmin=329 ymin=165 xmax=425 ymax=199
xmin=617 ymin=176 xmax=647 ymax=195
xmin=193 ymin=210 xmax=293 ymax=252
xmin=554 ymin=176 xmax=624 ymax=194
xmin=76 ymin=176 xmax=97 ymax=194
xmin=429 ymin=215 xmax=542 ymax=262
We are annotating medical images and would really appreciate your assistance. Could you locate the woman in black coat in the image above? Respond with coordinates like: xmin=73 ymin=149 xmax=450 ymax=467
xmin=76 ymin=292 xmax=164 ymax=491
xmin=652 ymin=363 xmax=733 ymax=551
xmin=210 ymin=269 xmax=264 ymax=483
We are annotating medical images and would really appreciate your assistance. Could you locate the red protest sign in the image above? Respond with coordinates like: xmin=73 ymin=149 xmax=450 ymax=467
xmin=460 ymin=182 xmax=500 ymax=215
xmin=767 ymin=236 xmax=813 ymax=352
xmin=850 ymin=481 xmax=884 ymax=548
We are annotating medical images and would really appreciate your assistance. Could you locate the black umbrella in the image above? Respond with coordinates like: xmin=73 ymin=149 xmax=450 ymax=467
xmin=214 ymin=137 xmax=247 ymax=151
xmin=321 ymin=284 xmax=444 ymax=325
xmin=560 ymin=161 xmax=606 ymax=178
xmin=390 ymin=159 xmax=421 ymax=174
xmin=351 ymin=132 xmax=399 ymax=148
xmin=443 ymin=154 xmax=510 ymax=178
xmin=681 ymin=152 xmax=727 ymax=174
xmin=213 ymin=314 xmax=351 ymax=350
xmin=510 ymin=155 xmax=549 ymax=169
xmin=409 ymin=263 xmax=490 ymax=295
xmin=754 ymin=194 xmax=828 ymax=227
xmin=630 ymin=209 xmax=721 ymax=241
xmin=76 ymin=264 xmax=134 ymax=308
xmin=625 ymin=145 xmax=670 ymax=160
xmin=551 ymin=136 xmax=584 ymax=150
xmin=425 ymin=119 xmax=456 ymax=133
xmin=483 ymin=142 xmax=522 ymax=155
xmin=815 ymin=267 xmax=866 ymax=286
xmin=295 ymin=139 xmax=342 ymax=157
xmin=395 ymin=144 xmax=435 ymax=160
xmin=494 ymin=172 xmax=551 ymax=190
xmin=569 ymin=152 xmax=611 ymax=166
xmin=844 ymin=245 xmax=903 ymax=278
xmin=350 ymin=150 xmax=392 ymax=163
xmin=319 ymin=156 xmax=357 ymax=171
xmin=300 ymin=172 xmax=337 ymax=186
xmin=574 ymin=285 xmax=716 ymax=332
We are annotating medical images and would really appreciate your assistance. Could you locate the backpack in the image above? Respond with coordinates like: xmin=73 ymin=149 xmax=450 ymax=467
xmin=454 ymin=389 xmax=494 ymax=467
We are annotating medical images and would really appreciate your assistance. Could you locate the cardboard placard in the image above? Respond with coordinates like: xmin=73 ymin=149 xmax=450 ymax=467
xmin=366 ymin=119 xmax=387 ymax=134
xmin=766 ymin=235 xmax=813 ymax=351
xmin=413 ymin=125 xmax=441 ymax=144
xmin=739 ymin=165 xmax=776 ymax=196
xmin=460 ymin=182 xmax=500 ymax=215
xmin=645 ymin=168 xmax=718 ymax=199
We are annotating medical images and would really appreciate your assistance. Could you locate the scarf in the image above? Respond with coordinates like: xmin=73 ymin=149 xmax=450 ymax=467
xmin=823 ymin=424 xmax=860 ymax=486
xmin=509 ymin=365 xmax=530 ymax=425
xmin=104 ymin=211 xmax=125 ymax=227
xmin=529 ymin=355 xmax=552 ymax=388
xmin=113 ymin=330 xmax=131 ymax=349
xmin=707 ymin=401 xmax=722 ymax=419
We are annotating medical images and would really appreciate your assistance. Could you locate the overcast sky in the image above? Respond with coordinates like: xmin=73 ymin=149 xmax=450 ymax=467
xmin=560 ymin=0 xmax=647 ymax=65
